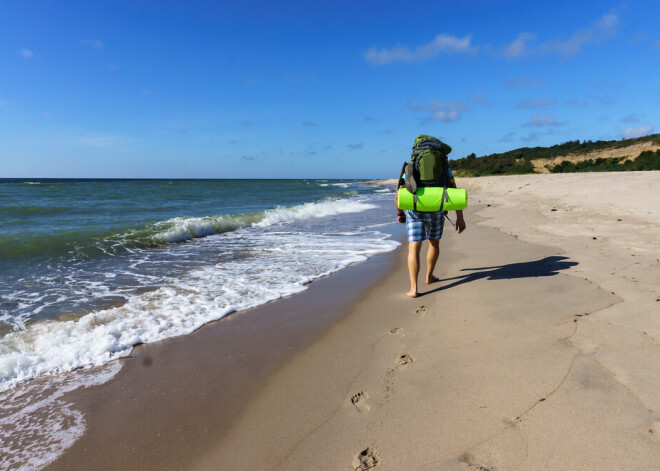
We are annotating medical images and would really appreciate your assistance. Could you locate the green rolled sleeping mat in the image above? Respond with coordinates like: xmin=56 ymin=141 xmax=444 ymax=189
xmin=397 ymin=187 xmax=468 ymax=212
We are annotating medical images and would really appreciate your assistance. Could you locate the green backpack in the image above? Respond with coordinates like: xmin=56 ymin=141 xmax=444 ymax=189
xmin=410 ymin=134 xmax=451 ymax=186
xmin=398 ymin=135 xmax=452 ymax=211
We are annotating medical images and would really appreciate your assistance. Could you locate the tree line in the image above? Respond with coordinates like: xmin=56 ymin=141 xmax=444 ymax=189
xmin=450 ymin=134 xmax=660 ymax=176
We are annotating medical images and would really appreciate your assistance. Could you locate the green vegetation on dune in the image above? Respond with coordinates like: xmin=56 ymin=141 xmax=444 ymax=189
xmin=548 ymin=150 xmax=660 ymax=173
xmin=450 ymin=134 xmax=660 ymax=177
xmin=451 ymin=153 xmax=534 ymax=177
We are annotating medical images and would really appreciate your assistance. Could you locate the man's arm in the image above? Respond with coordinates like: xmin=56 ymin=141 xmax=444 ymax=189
xmin=455 ymin=209 xmax=466 ymax=233
xmin=395 ymin=184 xmax=406 ymax=223
xmin=448 ymin=171 xmax=466 ymax=233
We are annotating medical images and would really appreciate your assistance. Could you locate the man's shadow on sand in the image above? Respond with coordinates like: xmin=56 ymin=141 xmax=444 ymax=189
xmin=423 ymin=256 xmax=578 ymax=295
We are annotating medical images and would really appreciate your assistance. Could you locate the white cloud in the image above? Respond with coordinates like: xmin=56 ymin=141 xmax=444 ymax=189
xmin=428 ymin=101 xmax=467 ymax=122
xmin=522 ymin=132 xmax=539 ymax=142
xmin=303 ymin=121 xmax=317 ymax=127
xmin=622 ymin=125 xmax=654 ymax=139
xmin=407 ymin=100 xmax=468 ymax=122
xmin=18 ymin=48 xmax=34 ymax=59
xmin=503 ymin=32 xmax=536 ymax=59
xmin=365 ymin=34 xmax=475 ymax=65
xmin=473 ymin=93 xmax=493 ymax=105
xmin=523 ymin=114 xmax=562 ymax=127
xmin=517 ymin=98 xmax=555 ymax=109
xmin=621 ymin=114 xmax=639 ymax=123
xmin=541 ymin=11 xmax=620 ymax=58
xmin=347 ymin=143 xmax=364 ymax=150
xmin=81 ymin=39 xmax=104 ymax=51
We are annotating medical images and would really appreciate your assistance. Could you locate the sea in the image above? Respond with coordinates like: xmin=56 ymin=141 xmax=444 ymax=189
xmin=0 ymin=178 xmax=400 ymax=470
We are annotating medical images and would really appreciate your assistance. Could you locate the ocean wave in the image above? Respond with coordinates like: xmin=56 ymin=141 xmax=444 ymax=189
xmin=0 ymin=230 xmax=399 ymax=393
xmin=254 ymin=199 xmax=375 ymax=227
xmin=0 ymin=196 xmax=376 ymax=261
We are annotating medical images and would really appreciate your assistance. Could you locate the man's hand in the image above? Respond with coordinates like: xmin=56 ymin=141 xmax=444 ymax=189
xmin=456 ymin=217 xmax=466 ymax=233
xmin=397 ymin=212 xmax=406 ymax=224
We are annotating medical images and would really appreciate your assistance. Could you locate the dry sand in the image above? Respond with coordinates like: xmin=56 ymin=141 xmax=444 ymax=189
xmin=47 ymin=171 xmax=659 ymax=470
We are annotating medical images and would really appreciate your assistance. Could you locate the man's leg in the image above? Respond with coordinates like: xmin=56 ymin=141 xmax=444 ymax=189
xmin=426 ymin=239 xmax=440 ymax=284
xmin=407 ymin=241 xmax=422 ymax=298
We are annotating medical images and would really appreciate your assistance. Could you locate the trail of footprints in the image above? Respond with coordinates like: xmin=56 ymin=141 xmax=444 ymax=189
xmin=349 ymin=304 xmax=427 ymax=469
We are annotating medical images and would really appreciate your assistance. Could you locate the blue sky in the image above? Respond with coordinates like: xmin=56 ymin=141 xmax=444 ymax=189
xmin=1 ymin=0 xmax=658 ymax=178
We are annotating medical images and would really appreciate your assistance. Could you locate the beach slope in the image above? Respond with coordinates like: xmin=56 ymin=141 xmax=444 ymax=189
xmin=48 ymin=171 xmax=660 ymax=470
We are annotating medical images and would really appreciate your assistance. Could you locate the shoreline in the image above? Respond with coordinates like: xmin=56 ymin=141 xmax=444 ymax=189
xmin=45 ymin=228 xmax=405 ymax=471
xmin=44 ymin=171 xmax=660 ymax=470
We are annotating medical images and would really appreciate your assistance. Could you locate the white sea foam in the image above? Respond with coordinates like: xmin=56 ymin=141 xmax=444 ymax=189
xmin=0 ymin=363 xmax=121 ymax=471
xmin=0 ymin=191 xmax=399 ymax=469
xmin=0 ymin=228 xmax=398 ymax=393
xmin=254 ymin=199 xmax=375 ymax=227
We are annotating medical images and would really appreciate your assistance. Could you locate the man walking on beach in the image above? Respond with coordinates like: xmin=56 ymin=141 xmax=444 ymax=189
xmin=396 ymin=137 xmax=466 ymax=298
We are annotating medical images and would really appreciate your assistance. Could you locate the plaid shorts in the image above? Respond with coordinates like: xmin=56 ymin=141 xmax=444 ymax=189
xmin=405 ymin=210 xmax=445 ymax=242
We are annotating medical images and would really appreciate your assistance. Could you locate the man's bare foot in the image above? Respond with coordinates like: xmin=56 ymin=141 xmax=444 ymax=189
xmin=406 ymin=289 xmax=418 ymax=298
xmin=426 ymin=275 xmax=440 ymax=284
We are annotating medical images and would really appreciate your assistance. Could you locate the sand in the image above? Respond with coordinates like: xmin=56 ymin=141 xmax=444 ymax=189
xmin=45 ymin=171 xmax=660 ymax=470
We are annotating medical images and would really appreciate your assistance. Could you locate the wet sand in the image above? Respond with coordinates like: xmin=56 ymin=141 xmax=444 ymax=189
xmin=47 ymin=171 xmax=660 ymax=470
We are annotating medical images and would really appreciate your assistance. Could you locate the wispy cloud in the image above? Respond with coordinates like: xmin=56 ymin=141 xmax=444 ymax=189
xmin=498 ymin=132 xmax=516 ymax=142
xmin=540 ymin=11 xmax=620 ymax=58
xmin=499 ymin=10 xmax=620 ymax=61
xmin=502 ymin=32 xmax=536 ymax=59
xmin=407 ymin=100 xmax=468 ymax=122
xmin=654 ymin=40 xmax=660 ymax=50
xmin=347 ymin=143 xmax=364 ymax=150
xmin=365 ymin=34 xmax=475 ymax=65
xmin=517 ymin=98 xmax=555 ymax=109
xmin=521 ymin=132 xmax=539 ymax=142
xmin=303 ymin=121 xmax=317 ymax=127
xmin=367 ymin=10 xmax=620 ymax=66
xmin=566 ymin=99 xmax=588 ymax=106
xmin=81 ymin=39 xmax=104 ymax=51
xmin=622 ymin=125 xmax=654 ymax=139
xmin=242 ymin=155 xmax=256 ymax=161
xmin=523 ymin=114 xmax=563 ymax=127
xmin=505 ymin=76 xmax=549 ymax=88
xmin=473 ymin=93 xmax=493 ymax=105
xmin=18 ymin=48 xmax=34 ymax=59
xmin=621 ymin=114 xmax=640 ymax=123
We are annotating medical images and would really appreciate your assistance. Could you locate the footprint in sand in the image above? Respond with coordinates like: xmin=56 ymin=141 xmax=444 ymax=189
xmin=416 ymin=305 xmax=429 ymax=315
xmin=397 ymin=354 xmax=415 ymax=367
xmin=354 ymin=447 xmax=380 ymax=470
xmin=390 ymin=327 xmax=404 ymax=336
xmin=351 ymin=391 xmax=370 ymax=413
xmin=460 ymin=452 xmax=494 ymax=471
